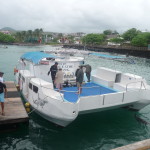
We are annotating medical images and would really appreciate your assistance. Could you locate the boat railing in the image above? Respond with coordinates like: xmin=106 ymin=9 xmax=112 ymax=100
xmin=40 ymin=85 xmax=103 ymax=102
xmin=125 ymin=80 xmax=146 ymax=91
xmin=40 ymin=85 xmax=78 ymax=102
xmin=76 ymin=85 xmax=103 ymax=102
xmin=59 ymin=89 xmax=80 ymax=102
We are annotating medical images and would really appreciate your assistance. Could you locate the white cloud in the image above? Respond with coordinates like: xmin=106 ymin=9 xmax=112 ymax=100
xmin=0 ymin=0 xmax=150 ymax=33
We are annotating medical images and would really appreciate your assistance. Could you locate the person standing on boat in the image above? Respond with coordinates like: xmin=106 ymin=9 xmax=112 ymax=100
xmin=76 ymin=66 xmax=84 ymax=94
xmin=19 ymin=58 xmax=26 ymax=70
xmin=83 ymin=64 xmax=92 ymax=82
xmin=0 ymin=73 xmax=7 ymax=116
xmin=54 ymin=68 xmax=64 ymax=91
xmin=48 ymin=62 xmax=58 ymax=87
xmin=75 ymin=66 xmax=80 ymax=78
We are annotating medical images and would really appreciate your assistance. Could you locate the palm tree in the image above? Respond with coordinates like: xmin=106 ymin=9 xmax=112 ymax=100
xmin=21 ymin=31 xmax=26 ymax=42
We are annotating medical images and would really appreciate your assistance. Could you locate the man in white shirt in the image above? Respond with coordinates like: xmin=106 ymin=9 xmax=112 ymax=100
xmin=54 ymin=68 xmax=64 ymax=90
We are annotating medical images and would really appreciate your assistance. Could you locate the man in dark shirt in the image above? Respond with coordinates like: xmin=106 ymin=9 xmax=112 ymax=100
xmin=0 ymin=82 xmax=7 ymax=115
xmin=76 ymin=66 xmax=84 ymax=94
xmin=83 ymin=64 xmax=92 ymax=82
xmin=48 ymin=62 xmax=58 ymax=87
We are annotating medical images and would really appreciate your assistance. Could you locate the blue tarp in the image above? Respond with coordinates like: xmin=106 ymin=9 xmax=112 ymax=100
xmin=21 ymin=51 xmax=57 ymax=64
xmin=89 ymin=53 xmax=126 ymax=59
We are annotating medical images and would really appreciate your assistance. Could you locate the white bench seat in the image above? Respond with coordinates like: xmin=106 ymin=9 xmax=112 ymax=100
xmin=91 ymin=67 xmax=121 ymax=87
xmin=113 ymin=73 xmax=145 ymax=91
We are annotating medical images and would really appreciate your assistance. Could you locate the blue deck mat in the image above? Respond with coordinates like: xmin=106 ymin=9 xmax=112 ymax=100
xmin=63 ymin=82 xmax=117 ymax=103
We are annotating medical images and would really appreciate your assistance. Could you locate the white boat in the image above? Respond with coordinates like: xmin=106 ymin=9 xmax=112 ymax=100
xmin=15 ymin=51 xmax=150 ymax=127
xmin=44 ymin=48 xmax=90 ymax=56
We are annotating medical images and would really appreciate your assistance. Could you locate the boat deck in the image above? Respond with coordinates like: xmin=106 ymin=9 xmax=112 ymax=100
xmin=63 ymin=82 xmax=117 ymax=102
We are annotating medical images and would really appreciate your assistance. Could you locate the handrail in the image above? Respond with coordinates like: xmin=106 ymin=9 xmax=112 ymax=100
xmin=40 ymin=85 xmax=79 ymax=102
xmin=80 ymin=86 xmax=100 ymax=89
xmin=125 ymin=80 xmax=146 ymax=91
xmin=40 ymin=84 xmax=102 ymax=102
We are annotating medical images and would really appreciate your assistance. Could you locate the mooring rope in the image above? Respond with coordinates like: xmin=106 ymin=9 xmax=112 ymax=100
xmin=28 ymin=108 xmax=36 ymax=115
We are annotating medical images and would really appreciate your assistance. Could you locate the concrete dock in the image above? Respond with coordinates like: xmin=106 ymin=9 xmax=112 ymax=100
xmin=0 ymin=81 xmax=29 ymax=127
xmin=112 ymin=139 xmax=150 ymax=150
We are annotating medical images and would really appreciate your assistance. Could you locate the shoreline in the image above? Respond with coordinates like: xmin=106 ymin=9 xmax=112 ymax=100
xmin=63 ymin=44 xmax=150 ymax=59
xmin=0 ymin=43 xmax=63 ymax=47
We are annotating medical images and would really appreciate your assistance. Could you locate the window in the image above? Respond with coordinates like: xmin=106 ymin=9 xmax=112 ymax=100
xmin=33 ymin=85 xmax=38 ymax=93
xmin=19 ymin=73 xmax=21 ymax=78
xmin=29 ymin=83 xmax=32 ymax=89
xmin=22 ymin=76 xmax=25 ymax=82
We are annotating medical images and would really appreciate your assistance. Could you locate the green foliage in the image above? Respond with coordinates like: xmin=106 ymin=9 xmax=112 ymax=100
xmin=110 ymin=37 xmax=124 ymax=43
xmin=82 ymin=34 xmax=106 ymax=45
xmin=15 ymin=28 xmax=44 ymax=43
xmin=103 ymin=30 xmax=118 ymax=35
xmin=0 ymin=32 xmax=15 ymax=43
xmin=103 ymin=30 xmax=112 ymax=35
xmin=131 ymin=33 xmax=150 ymax=47
xmin=122 ymin=28 xmax=141 ymax=41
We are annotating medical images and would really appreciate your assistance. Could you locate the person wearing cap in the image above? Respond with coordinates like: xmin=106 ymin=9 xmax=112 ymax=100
xmin=54 ymin=68 xmax=64 ymax=91
xmin=48 ymin=62 xmax=58 ymax=87
xmin=0 ymin=76 xmax=7 ymax=115
xmin=0 ymin=72 xmax=4 ymax=83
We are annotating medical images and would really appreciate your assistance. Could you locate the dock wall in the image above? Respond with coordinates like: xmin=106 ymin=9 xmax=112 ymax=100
xmin=112 ymin=139 xmax=150 ymax=150
xmin=63 ymin=44 xmax=150 ymax=58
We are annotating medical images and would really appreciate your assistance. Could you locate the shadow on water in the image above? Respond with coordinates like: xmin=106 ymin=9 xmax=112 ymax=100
xmin=0 ymin=123 xmax=29 ymax=150
xmin=23 ymin=108 xmax=149 ymax=150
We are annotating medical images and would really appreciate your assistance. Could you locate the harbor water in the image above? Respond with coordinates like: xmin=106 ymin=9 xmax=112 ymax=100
xmin=0 ymin=45 xmax=150 ymax=150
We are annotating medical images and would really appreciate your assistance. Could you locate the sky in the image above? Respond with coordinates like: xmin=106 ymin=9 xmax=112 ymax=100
xmin=0 ymin=0 xmax=150 ymax=33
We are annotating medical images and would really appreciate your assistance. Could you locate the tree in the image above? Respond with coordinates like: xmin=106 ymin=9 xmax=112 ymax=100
xmin=15 ymin=32 xmax=22 ymax=42
xmin=82 ymin=34 xmax=106 ymax=45
xmin=103 ymin=30 xmax=113 ymax=35
xmin=110 ymin=37 xmax=124 ymax=44
xmin=0 ymin=32 xmax=15 ymax=43
xmin=131 ymin=32 xmax=150 ymax=47
xmin=122 ymin=28 xmax=141 ymax=41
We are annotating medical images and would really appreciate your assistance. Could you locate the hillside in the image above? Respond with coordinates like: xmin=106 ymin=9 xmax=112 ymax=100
xmin=0 ymin=27 xmax=16 ymax=31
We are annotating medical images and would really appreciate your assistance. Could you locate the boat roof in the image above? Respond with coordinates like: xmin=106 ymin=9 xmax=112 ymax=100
xmin=21 ymin=51 xmax=58 ymax=64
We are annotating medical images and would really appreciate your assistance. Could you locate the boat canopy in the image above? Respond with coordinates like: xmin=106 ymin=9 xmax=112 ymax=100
xmin=21 ymin=51 xmax=58 ymax=64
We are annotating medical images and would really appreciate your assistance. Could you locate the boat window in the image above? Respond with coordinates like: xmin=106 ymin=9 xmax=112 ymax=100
xmin=29 ymin=83 xmax=32 ymax=89
xmin=33 ymin=85 xmax=38 ymax=93
xmin=46 ymin=57 xmax=55 ymax=61
xmin=22 ymin=76 xmax=25 ymax=82
xmin=19 ymin=73 xmax=21 ymax=78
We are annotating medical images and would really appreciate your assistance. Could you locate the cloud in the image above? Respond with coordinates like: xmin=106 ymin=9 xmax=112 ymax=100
xmin=0 ymin=0 xmax=150 ymax=33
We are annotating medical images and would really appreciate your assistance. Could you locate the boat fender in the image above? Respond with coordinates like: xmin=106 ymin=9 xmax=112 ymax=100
xmin=26 ymin=107 xmax=30 ymax=113
xmin=25 ymin=102 xmax=31 ymax=113
xmin=25 ymin=102 xmax=30 ymax=108
xmin=14 ymin=67 xmax=18 ymax=75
